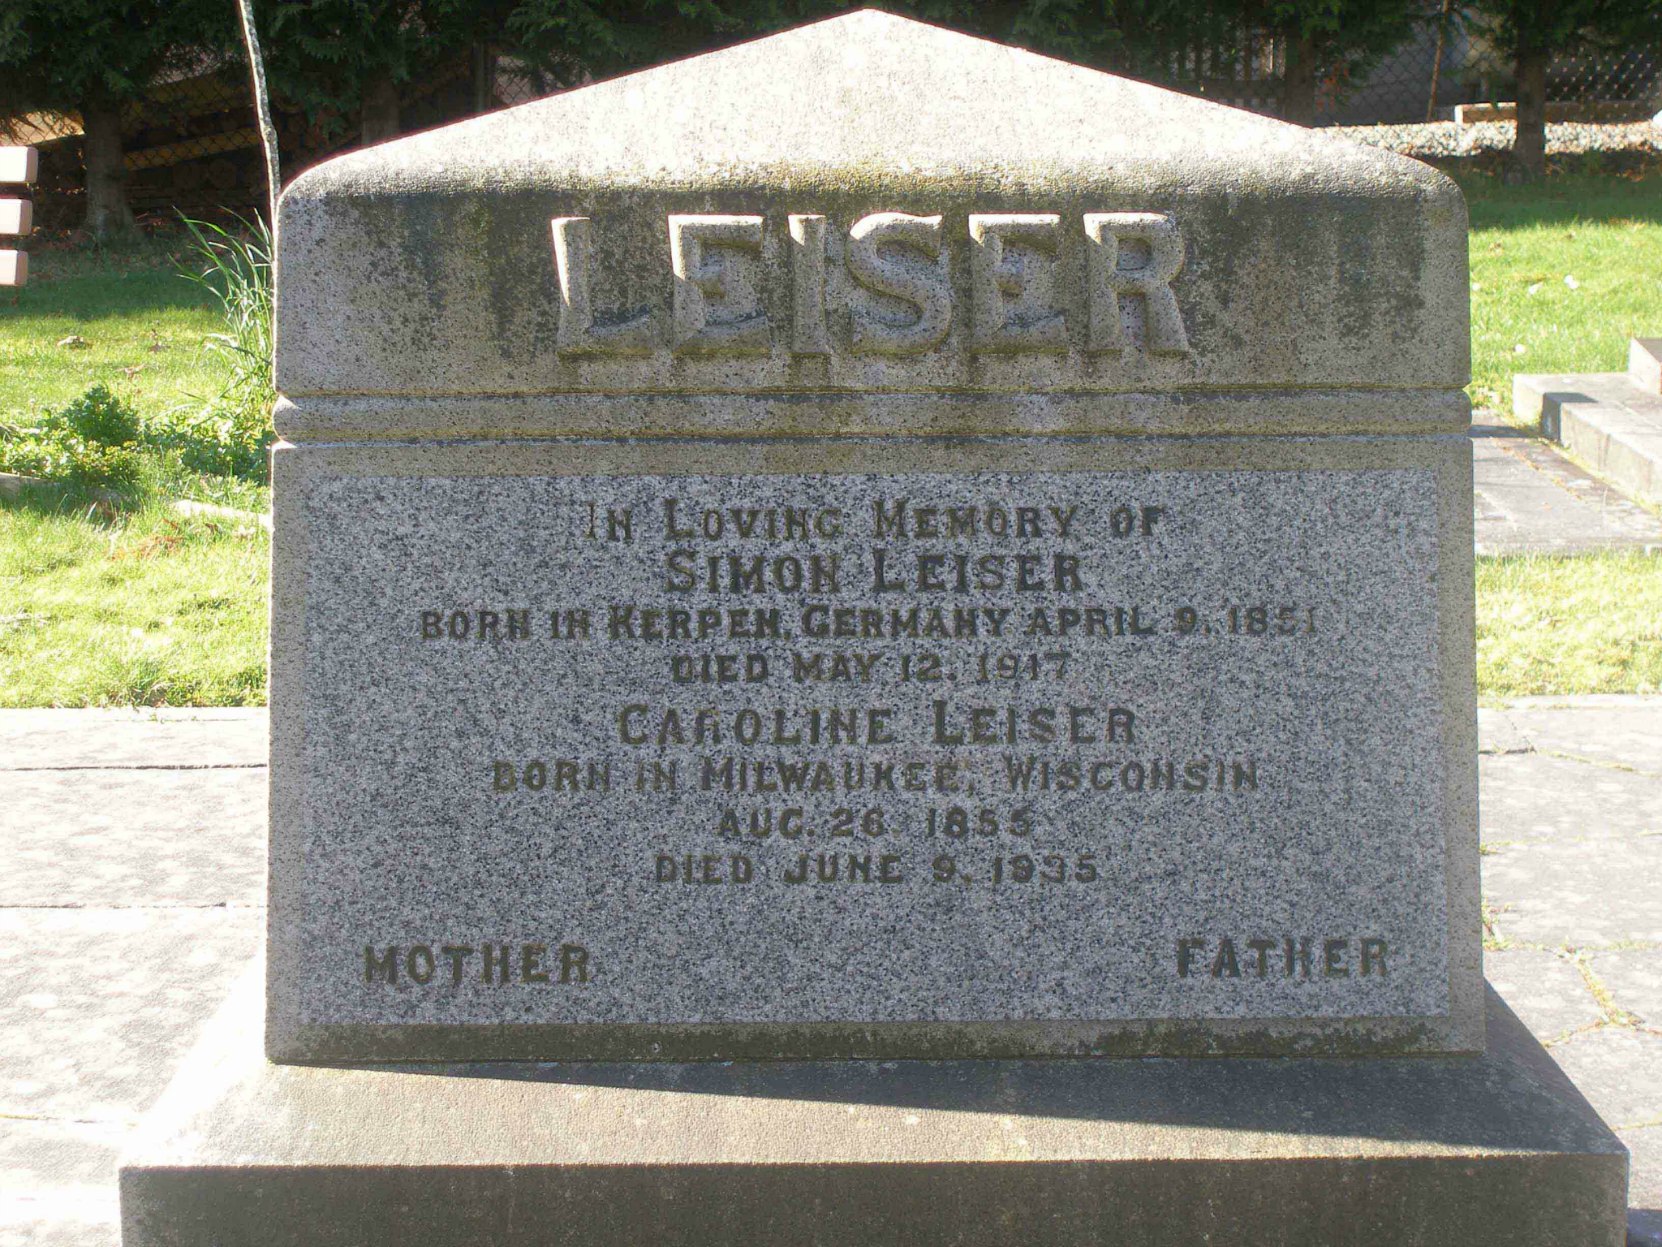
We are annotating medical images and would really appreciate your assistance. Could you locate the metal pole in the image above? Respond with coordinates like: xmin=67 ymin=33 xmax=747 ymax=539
xmin=235 ymin=0 xmax=281 ymax=225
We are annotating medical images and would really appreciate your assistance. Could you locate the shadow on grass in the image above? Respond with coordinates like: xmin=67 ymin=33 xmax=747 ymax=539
xmin=0 ymin=227 xmax=215 ymax=321
xmin=1437 ymin=152 xmax=1662 ymax=231
xmin=0 ymin=476 xmax=136 ymax=524
xmin=0 ymin=263 xmax=211 ymax=321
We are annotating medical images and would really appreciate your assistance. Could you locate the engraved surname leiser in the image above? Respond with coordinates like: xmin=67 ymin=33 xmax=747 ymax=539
xmin=547 ymin=212 xmax=1191 ymax=358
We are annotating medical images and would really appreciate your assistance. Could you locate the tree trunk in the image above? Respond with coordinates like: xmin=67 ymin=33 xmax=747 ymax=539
xmin=471 ymin=43 xmax=496 ymax=113
xmin=80 ymin=104 xmax=134 ymax=237
xmin=360 ymin=73 xmax=400 ymax=146
xmin=1426 ymin=0 xmax=1453 ymax=121
xmin=1512 ymin=46 xmax=1548 ymax=180
xmin=1281 ymin=34 xmax=1318 ymax=126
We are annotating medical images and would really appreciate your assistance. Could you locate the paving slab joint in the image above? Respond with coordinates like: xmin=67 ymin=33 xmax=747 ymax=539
xmin=2 ymin=762 xmax=270 ymax=774
xmin=1536 ymin=748 xmax=1662 ymax=781
xmin=1565 ymin=952 xmax=1644 ymax=1029
xmin=0 ymin=1107 xmax=141 ymax=1127
xmin=1483 ymin=899 xmax=1517 ymax=950
xmin=0 ymin=901 xmax=268 ymax=913
xmin=1540 ymin=1019 xmax=1608 ymax=1049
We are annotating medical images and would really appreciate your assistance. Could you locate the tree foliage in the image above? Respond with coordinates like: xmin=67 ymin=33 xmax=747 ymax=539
xmin=0 ymin=0 xmax=228 ymax=118
xmin=1463 ymin=0 xmax=1660 ymax=63
xmin=259 ymin=0 xmax=466 ymax=143
xmin=1252 ymin=0 xmax=1425 ymax=122
xmin=934 ymin=0 xmax=1423 ymax=124
xmin=691 ymin=0 xmax=1424 ymax=125
xmin=13 ymin=0 xmax=1622 ymax=226
xmin=505 ymin=0 xmax=748 ymax=83
xmin=0 ymin=0 xmax=232 ymax=232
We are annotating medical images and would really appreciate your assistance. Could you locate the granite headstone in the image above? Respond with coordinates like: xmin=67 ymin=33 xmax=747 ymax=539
xmin=263 ymin=9 xmax=1481 ymax=1062
xmin=119 ymin=17 xmax=1627 ymax=1246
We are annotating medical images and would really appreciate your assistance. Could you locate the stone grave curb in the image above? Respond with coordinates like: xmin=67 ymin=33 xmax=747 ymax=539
xmin=1515 ymin=338 xmax=1662 ymax=511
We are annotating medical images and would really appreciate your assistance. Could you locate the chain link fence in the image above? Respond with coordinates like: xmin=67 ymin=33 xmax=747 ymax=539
xmin=4 ymin=9 xmax=1659 ymax=229
xmin=1325 ymin=25 xmax=1660 ymax=126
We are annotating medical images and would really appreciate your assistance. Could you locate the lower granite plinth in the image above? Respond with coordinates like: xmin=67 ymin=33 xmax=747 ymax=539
xmin=120 ymin=974 xmax=1625 ymax=1247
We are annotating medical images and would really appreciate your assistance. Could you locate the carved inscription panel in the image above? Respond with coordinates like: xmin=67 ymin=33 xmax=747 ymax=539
xmin=551 ymin=211 xmax=1190 ymax=360
xmin=293 ymin=468 xmax=1450 ymax=1028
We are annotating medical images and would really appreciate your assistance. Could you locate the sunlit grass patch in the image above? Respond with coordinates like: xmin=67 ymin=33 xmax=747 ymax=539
xmin=1462 ymin=172 xmax=1662 ymax=416
xmin=1477 ymin=551 xmax=1662 ymax=697
xmin=0 ymin=490 xmax=268 ymax=707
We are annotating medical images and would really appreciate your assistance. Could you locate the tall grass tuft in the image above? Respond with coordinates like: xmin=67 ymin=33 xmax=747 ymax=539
xmin=175 ymin=214 xmax=276 ymax=480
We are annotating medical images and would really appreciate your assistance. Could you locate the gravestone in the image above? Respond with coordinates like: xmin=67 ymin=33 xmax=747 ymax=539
xmin=0 ymin=145 xmax=35 ymax=287
xmin=122 ymin=13 xmax=1626 ymax=1245
xmin=266 ymin=6 xmax=1480 ymax=1063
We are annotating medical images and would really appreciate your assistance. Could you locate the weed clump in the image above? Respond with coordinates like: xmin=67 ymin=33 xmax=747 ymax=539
xmin=0 ymin=385 xmax=147 ymax=490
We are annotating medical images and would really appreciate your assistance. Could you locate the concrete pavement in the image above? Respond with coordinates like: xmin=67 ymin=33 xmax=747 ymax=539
xmin=1474 ymin=424 xmax=1662 ymax=554
xmin=2 ymin=705 xmax=1660 ymax=1245
xmin=0 ymin=711 xmax=264 ymax=1247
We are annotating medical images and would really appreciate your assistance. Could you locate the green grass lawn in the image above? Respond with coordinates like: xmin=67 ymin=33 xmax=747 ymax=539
xmin=1478 ymin=551 xmax=1662 ymax=697
xmin=0 ymin=232 xmax=270 ymax=706
xmin=0 ymin=489 xmax=268 ymax=707
xmin=0 ymin=234 xmax=224 ymax=427
xmin=3 ymin=179 xmax=1662 ymax=706
xmin=1464 ymin=172 xmax=1662 ymax=415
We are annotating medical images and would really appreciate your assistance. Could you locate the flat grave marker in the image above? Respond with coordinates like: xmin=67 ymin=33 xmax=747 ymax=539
xmin=0 ymin=145 xmax=33 ymax=288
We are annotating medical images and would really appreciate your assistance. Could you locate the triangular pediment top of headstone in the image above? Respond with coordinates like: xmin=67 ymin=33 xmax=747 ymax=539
xmin=275 ymin=9 xmax=1467 ymax=415
xmin=298 ymin=10 xmax=1420 ymax=194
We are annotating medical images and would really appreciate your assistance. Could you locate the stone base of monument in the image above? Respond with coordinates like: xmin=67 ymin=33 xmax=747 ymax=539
xmin=121 ymin=973 xmax=1625 ymax=1247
